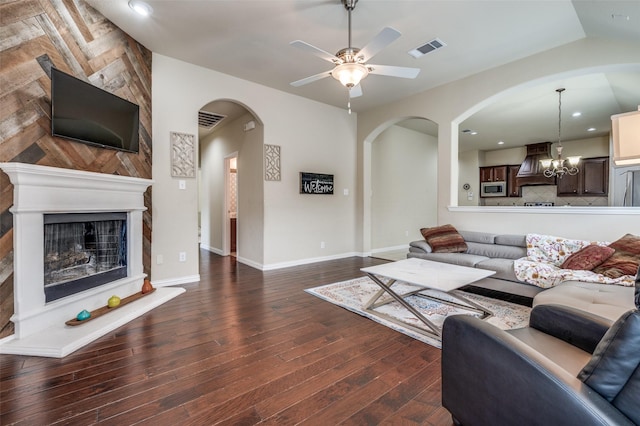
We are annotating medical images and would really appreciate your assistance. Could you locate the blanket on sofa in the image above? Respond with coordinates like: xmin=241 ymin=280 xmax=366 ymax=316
xmin=514 ymin=234 xmax=635 ymax=288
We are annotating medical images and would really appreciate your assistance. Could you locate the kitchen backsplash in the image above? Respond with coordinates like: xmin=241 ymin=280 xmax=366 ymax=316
xmin=482 ymin=185 xmax=608 ymax=207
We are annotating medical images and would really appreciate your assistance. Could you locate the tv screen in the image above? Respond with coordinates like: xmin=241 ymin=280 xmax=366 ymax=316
xmin=51 ymin=67 xmax=140 ymax=153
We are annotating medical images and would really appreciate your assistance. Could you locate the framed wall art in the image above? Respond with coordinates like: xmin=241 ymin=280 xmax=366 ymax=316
xmin=300 ymin=172 xmax=334 ymax=194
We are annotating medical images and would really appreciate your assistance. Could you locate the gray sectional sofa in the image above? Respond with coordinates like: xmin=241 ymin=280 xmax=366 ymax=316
xmin=407 ymin=230 xmax=635 ymax=322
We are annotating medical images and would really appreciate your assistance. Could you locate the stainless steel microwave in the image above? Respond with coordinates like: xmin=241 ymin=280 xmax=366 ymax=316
xmin=481 ymin=181 xmax=506 ymax=197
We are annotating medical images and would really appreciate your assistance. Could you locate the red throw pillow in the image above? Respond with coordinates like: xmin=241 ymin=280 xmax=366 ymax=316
xmin=561 ymin=245 xmax=615 ymax=271
xmin=420 ymin=224 xmax=467 ymax=253
xmin=593 ymin=234 xmax=640 ymax=278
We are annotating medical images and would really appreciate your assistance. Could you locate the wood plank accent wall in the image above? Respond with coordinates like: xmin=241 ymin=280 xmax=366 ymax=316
xmin=0 ymin=0 xmax=153 ymax=339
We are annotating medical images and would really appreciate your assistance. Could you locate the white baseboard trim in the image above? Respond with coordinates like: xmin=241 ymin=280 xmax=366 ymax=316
xmin=195 ymin=249 xmax=373 ymax=272
xmin=235 ymin=256 xmax=262 ymax=270
xmin=260 ymin=252 xmax=366 ymax=271
xmin=371 ymin=244 xmax=410 ymax=253
xmin=200 ymin=244 xmax=223 ymax=256
xmin=152 ymin=274 xmax=200 ymax=287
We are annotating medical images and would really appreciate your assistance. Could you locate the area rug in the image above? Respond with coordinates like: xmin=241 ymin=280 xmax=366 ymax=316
xmin=306 ymin=276 xmax=530 ymax=348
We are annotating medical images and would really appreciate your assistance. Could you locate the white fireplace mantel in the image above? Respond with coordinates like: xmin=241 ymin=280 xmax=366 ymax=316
xmin=0 ymin=163 xmax=185 ymax=357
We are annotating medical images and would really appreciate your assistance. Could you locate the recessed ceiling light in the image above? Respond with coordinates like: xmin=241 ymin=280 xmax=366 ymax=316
xmin=129 ymin=0 xmax=153 ymax=16
xmin=587 ymin=127 xmax=596 ymax=132
xmin=572 ymin=112 xmax=582 ymax=117
xmin=470 ymin=131 xmax=478 ymax=135
xmin=498 ymin=141 xmax=505 ymax=145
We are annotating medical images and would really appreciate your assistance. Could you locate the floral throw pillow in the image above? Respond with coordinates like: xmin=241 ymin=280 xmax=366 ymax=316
xmin=561 ymin=245 xmax=615 ymax=271
xmin=420 ymin=224 xmax=467 ymax=253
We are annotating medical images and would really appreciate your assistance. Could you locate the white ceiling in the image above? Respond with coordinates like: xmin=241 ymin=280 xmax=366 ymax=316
xmin=86 ymin=0 xmax=640 ymax=151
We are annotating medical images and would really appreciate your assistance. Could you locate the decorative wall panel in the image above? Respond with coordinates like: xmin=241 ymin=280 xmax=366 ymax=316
xmin=170 ymin=131 xmax=195 ymax=178
xmin=264 ymin=144 xmax=281 ymax=181
xmin=0 ymin=0 xmax=152 ymax=338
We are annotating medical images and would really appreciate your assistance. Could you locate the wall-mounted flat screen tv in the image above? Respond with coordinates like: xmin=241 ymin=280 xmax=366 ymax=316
xmin=51 ymin=67 xmax=140 ymax=153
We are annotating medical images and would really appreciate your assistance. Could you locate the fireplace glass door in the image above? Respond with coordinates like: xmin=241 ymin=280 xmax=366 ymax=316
xmin=44 ymin=213 xmax=128 ymax=302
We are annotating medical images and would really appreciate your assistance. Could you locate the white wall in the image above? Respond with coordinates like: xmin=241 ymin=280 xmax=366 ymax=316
xmin=357 ymin=38 xmax=640 ymax=245
xmin=152 ymin=54 xmax=357 ymax=283
xmin=262 ymin=111 xmax=359 ymax=267
xmin=458 ymin=150 xmax=481 ymax=206
xmin=371 ymin=125 xmax=438 ymax=249
xmin=482 ymin=136 xmax=609 ymax=167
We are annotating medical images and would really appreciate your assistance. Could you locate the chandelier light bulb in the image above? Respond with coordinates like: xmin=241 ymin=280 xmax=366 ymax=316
xmin=567 ymin=156 xmax=581 ymax=166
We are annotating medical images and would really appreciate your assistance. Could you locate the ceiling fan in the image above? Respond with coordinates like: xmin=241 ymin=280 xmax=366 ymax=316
xmin=289 ymin=0 xmax=420 ymax=102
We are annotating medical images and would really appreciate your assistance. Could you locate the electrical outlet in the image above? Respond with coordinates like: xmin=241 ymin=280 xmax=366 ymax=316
xmin=179 ymin=252 xmax=186 ymax=262
xmin=405 ymin=230 xmax=409 ymax=237
xmin=320 ymin=241 xmax=325 ymax=249
xmin=157 ymin=254 xmax=163 ymax=265
xmin=179 ymin=180 xmax=186 ymax=190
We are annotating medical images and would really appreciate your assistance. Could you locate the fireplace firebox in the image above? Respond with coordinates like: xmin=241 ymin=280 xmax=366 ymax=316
xmin=44 ymin=213 xmax=128 ymax=302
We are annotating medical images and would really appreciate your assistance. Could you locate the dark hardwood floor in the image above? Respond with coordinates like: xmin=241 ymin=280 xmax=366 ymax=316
xmin=0 ymin=251 xmax=452 ymax=425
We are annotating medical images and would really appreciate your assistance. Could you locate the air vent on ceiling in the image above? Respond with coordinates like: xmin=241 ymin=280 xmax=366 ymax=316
xmin=408 ymin=38 xmax=446 ymax=58
xmin=198 ymin=111 xmax=226 ymax=129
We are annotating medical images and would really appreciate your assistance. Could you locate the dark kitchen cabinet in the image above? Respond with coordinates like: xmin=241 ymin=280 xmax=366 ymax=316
xmin=507 ymin=165 xmax=521 ymax=197
xmin=557 ymin=157 xmax=609 ymax=197
xmin=480 ymin=166 xmax=507 ymax=183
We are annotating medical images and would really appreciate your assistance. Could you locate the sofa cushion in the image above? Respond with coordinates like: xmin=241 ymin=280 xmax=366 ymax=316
xmin=475 ymin=258 xmax=519 ymax=282
xmin=458 ymin=230 xmax=496 ymax=244
xmin=495 ymin=234 xmax=527 ymax=247
xmin=420 ymin=224 xmax=467 ymax=253
xmin=561 ymin=245 xmax=615 ymax=271
xmin=466 ymin=242 xmax=526 ymax=260
xmin=593 ymin=234 xmax=640 ymax=279
xmin=408 ymin=252 xmax=489 ymax=268
xmin=507 ymin=327 xmax=591 ymax=376
xmin=409 ymin=240 xmax=432 ymax=253
xmin=578 ymin=310 xmax=640 ymax=424
xmin=532 ymin=281 xmax=635 ymax=322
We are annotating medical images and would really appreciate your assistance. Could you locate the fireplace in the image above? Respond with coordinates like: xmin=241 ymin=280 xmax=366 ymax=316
xmin=44 ymin=213 xmax=128 ymax=302
xmin=0 ymin=163 xmax=185 ymax=358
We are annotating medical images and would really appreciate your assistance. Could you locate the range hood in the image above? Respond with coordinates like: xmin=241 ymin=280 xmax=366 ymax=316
xmin=516 ymin=142 xmax=557 ymax=186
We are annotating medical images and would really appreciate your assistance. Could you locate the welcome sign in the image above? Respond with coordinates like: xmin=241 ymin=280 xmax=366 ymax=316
xmin=300 ymin=172 xmax=334 ymax=194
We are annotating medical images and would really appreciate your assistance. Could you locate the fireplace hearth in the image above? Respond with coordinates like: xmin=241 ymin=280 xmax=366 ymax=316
xmin=0 ymin=163 xmax=185 ymax=357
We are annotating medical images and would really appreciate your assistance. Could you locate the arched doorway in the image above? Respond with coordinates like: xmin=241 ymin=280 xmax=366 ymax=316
xmin=198 ymin=99 xmax=263 ymax=264
xmin=364 ymin=117 xmax=438 ymax=257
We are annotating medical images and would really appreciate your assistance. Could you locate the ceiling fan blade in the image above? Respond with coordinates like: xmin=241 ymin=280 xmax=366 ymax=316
xmin=367 ymin=64 xmax=420 ymax=79
xmin=349 ymin=84 xmax=363 ymax=98
xmin=290 ymin=40 xmax=341 ymax=64
xmin=290 ymin=70 xmax=333 ymax=87
xmin=356 ymin=27 xmax=401 ymax=62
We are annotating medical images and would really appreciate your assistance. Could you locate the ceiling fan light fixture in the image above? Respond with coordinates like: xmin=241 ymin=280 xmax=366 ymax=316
xmin=332 ymin=63 xmax=369 ymax=88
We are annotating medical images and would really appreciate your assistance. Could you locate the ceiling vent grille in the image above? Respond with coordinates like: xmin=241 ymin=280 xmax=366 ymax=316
xmin=198 ymin=111 xmax=226 ymax=129
xmin=408 ymin=38 xmax=446 ymax=58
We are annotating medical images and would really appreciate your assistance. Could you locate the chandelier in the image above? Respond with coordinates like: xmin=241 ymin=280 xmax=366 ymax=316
xmin=540 ymin=88 xmax=581 ymax=178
